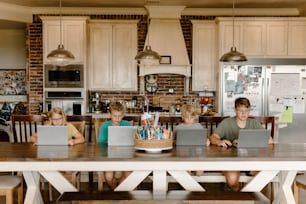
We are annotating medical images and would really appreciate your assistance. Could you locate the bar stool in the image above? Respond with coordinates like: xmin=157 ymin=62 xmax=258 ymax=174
xmin=0 ymin=175 xmax=23 ymax=204
xmin=293 ymin=173 xmax=306 ymax=204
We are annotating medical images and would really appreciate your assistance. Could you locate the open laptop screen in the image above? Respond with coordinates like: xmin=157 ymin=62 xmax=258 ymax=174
xmin=237 ymin=129 xmax=270 ymax=148
xmin=37 ymin=125 xmax=69 ymax=145
xmin=108 ymin=126 xmax=135 ymax=146
xmin=176 ymin=128 xmax=208 ymax=146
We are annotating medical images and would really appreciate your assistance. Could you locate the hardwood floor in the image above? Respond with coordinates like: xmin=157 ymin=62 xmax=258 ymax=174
xmin=1 ymin=181 xmax=305 ymax=204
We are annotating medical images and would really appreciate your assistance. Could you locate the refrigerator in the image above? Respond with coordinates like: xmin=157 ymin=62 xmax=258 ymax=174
xmin=219 ymin=59 xmax=306 ymax=143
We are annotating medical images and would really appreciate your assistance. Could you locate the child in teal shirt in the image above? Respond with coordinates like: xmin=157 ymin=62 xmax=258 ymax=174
xmin=98 ymin=102 xmax=131 ymax=189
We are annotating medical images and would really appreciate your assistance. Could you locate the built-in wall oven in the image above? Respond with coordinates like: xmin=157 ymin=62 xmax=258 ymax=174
xmin=44 ymin=64 xmax=84 ymax=88
xmin=45 ymin=91 xmax=85 ymax=115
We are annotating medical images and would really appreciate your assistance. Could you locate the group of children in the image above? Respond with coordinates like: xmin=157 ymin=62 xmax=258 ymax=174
xmin=30 ymin=97 xmax=272 ymax=192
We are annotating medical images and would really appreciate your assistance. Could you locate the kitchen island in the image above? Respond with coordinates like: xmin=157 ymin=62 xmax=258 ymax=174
xmin=0 ymin=142 xmax=304 ymax=204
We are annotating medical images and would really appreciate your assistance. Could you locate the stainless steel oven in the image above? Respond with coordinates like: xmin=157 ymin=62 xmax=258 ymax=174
xmin=44 ymin=64 xmax=84 ymax=88
xmin=45 ymin=91 xmax=85 ymax=115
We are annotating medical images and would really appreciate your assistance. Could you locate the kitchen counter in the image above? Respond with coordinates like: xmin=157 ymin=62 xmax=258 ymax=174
xmin=87 ymin=112 xmax=182 ymax=119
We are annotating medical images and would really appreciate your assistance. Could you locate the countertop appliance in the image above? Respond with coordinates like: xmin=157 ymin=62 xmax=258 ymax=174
xmin=219 ymin=58 xmax=306 ymax=143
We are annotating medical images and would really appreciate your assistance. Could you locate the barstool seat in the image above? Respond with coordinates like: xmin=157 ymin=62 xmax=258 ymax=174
xmin=0 ymin=175 xmax=23 ymax=204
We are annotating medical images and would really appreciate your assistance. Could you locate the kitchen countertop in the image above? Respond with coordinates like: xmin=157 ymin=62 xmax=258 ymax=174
xmin=87 ymin=112 xmax=182 ymax=119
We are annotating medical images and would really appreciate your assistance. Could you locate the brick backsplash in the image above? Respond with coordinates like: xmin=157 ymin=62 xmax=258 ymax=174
xmin=26 ymin=14 xmax=216 ymax=114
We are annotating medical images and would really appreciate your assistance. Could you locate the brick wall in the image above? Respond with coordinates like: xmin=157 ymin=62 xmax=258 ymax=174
xmin=26 ymin=14 xmax=216 ymax=114
xmin=27 ymin=15 xmax=43 ymax=114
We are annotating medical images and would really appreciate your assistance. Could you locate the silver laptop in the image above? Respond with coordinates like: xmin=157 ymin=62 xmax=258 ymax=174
xmin=108 ymin=126 xmax=135 ymax=146
xmin=237 ymin=129 xmax=271 ymax=148
xmin=37 ymin=125 xmax=69 ymax=145
xmin=176 ymin=128 xmax=208 ymax=146
xmin=37 ymin=146 xmax=69 ymax=158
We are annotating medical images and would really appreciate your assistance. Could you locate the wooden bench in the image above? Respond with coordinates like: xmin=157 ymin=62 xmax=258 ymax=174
xmin=57 ymin=190 xmax=270 ymax=204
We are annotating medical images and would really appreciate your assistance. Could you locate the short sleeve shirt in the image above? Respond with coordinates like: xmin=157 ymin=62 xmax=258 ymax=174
xmin=66 ymin=122 xmax=79 ymax=140
xmin=215 ymin=117 xmax=263 ymax=142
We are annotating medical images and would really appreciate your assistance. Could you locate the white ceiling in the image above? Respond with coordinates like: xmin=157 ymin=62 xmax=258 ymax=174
xmin=0 ymin=0 xmax=304 ymax=9
xmin=1 ymin=0 xmax=306 ymax=29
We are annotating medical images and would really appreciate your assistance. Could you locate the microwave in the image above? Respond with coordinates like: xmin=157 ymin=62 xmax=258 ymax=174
xmin=44 ymin=64 xmax=84 ymax=88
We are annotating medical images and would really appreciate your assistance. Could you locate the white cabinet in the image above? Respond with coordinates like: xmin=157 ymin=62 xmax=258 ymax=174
xmin=217 ymin=17 xmax=306 ymax=58
xmin=243 ymin=22 xmax=266 ymax=56
xmin=288 ymin=21 xmax=306 ymax=56
xmin=266 ymin=22 xmax=288 ymax=56
xmin=218 ymin=21 xmax=243 ymax=58
xmin=41 ymin=16 xmax=88 ymax=64
xmin=192 ymin=21 xmax=216 ymax=91
xmin=88 ymin=20 xmax=138 ymax=91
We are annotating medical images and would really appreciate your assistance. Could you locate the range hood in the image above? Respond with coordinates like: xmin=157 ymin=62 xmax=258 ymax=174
xmin=139 ymin=5 xmax=191 ymax=77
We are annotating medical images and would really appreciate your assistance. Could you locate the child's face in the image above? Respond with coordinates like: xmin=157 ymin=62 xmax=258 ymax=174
xmin=182 ymin=115 xmax=196 ymax=125
xmin=235 ymin=105 xmax=250 ymax=121
xmin=110 ymin=110 xmax=124 ymax=126
xmin=50 ymin=113 xmax=64 ymax=126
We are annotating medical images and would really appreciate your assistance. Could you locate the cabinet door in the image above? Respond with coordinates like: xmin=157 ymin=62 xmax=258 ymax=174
xmin=42 ymin=17 xmax=87 ymax=64
xmin=112 ymin=24 xmax=137 ymax=91
xmin=43 ymin=20 xmax=61 ymax=63
xmin=243 ymin=22 xmax=266 ymax=56
xmin=266 ymin=22 xmax=288 ymax=56
xmin=288 ymin=21 xmax=306 ymax=56
xmin=62 ymin=20 xmax=86 ymax=63
xmin=88 ymin=22 xmax=137 ymax=91
xmin=88 ymin=24 xmax=113 ymax=89
xmin=219 ymin=21 xmax=243 ymax=57
xmin=192 ymin=22 xmax=216 ymax=91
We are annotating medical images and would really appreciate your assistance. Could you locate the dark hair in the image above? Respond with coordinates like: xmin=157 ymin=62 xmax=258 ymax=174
xmin=235 ymin=97 xmax=250 ymax=109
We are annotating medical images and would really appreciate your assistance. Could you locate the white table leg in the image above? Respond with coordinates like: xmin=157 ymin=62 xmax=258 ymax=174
xmin=115 ymin=170 xmax=151 ymax=191
xmin=278 ymin=171 xmax=297 ymax=204
xmin=23 ymin=171 xmax=44 ymax=204
xmin=39 ymin=171 xmax=77 ymax=194
xmin=242 ymin=170 xmax=279 ymax=192
xmin=153 ymin=170 xmax=167 ymax=194
xmin=168 ymin=170 xmax=205 ymax=191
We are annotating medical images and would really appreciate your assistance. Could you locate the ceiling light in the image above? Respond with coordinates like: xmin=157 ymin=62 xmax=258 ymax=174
xmin=135 ymin=8 xmax=161 ymax=66
xmin=220 ymin=0 xmax=247 ymax=62
xmin=47 ymin=0 xmax=75 ymax=66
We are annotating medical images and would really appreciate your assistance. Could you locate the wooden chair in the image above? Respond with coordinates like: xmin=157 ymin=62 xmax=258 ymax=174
xmin=0 ymin=175 xmax=23 ymax=204
xmin=158 ymin=116 xmax=182 ymax=132
xmin=293 ymin=172 xmax=306 ymax=204
xmin=11 ymin=114 xmax=47 ymax=143
xmin=250 ymin=116 xmax=276 ymax=138
xmin=198 ymin=116 xmax=230 ymax=135
xmin=66 ymin=115 xmax=93 ymax=142
xmin=0 ymin=134 xmax=23 ymax=204
xmin=123 ymin=115 xmax=141 ymax=126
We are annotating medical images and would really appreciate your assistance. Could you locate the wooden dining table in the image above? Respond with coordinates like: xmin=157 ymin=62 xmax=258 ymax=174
xmin=0 ymin=142 xmax=305 ymax=204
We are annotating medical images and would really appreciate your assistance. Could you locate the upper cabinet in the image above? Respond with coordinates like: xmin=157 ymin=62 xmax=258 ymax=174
xmin=217 ymin=17 xmax=306 ymax=58
xmin=192 ymin=21 xmax=217 ymax=91
xmin=41 ymin=16 xmax=88 ymax=64
xmin=288 ymin=21 xmax=306 ymax=56
xmin=88 ymin=20 xmax=138 ymax=91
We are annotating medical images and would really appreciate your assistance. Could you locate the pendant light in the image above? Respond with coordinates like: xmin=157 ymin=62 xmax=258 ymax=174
xmin=47 ymin=0 xmax=75 ymax=66
xmin=135 ymin=8 xmax=161 ymax=66
xmin=220 ymin=0 xmax=247 ymax=62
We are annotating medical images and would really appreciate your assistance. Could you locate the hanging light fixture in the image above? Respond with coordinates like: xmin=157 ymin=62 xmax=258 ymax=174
xmin=47 ymin=0 xmax=75 ymax=66
xmin=135 ymin=8 xmax=161 ymax=66
xmin=220 ymin=0 xmax=247 ymax=62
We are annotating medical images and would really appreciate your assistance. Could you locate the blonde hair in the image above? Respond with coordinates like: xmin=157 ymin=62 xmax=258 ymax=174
xmin=48 ymin=107 xmax=67 ymax=125
xmin=181 ymin=104 xmax=198 ymax=118
xmin=109 ymin=102 xmax=126 ymax=114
